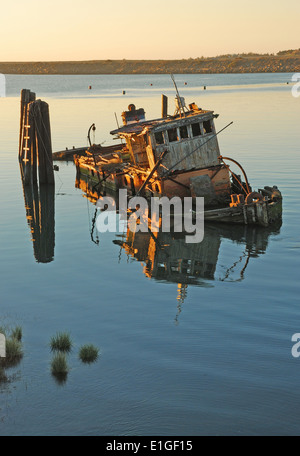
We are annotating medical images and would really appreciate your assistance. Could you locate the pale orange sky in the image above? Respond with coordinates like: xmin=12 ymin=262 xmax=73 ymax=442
xmin=1 ymin=0 xmax=299 ymax=61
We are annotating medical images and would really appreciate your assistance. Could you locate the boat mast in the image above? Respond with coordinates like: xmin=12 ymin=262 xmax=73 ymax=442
xmin=170 ymin=74 xmax=186 ymax=118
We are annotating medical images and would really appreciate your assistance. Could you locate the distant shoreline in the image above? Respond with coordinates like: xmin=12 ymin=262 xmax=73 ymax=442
xmin=1 ymin=52 xmax=299 ymax=75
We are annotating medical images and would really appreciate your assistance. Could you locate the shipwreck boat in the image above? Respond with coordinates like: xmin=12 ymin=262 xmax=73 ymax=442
xmin=73 ymin=87 xmax=282 ymax=227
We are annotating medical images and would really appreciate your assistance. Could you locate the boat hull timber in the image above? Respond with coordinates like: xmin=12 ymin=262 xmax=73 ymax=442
xmin=74 ymin=154 xmax=282 ymax=228
xmin=201 ymin=197 xmax=282 ymax=227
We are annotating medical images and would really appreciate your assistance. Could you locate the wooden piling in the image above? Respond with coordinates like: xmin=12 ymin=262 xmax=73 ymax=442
xmin=19 ymin=90 xmax=54 ymax=186
xmin=30 ymin=109 xmax=37 ymax=185
xmin=32 ymin=101 xmax=47 ymax=184
xmin=161 ymin=94 xmax=168 ymax=118
xmin=41 ymin=101 xmax=54 ymax=184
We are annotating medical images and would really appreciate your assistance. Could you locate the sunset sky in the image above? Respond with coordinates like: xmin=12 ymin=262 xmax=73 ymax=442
xmin=1 ymin=0 xmax=299 ymax=61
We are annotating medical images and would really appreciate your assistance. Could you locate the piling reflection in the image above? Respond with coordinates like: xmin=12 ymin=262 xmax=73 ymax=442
xmin=21 ymin=171 xmax=55 ymax=263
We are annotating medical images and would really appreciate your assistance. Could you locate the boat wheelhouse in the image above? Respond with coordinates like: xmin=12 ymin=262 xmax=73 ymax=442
xmin=109 ymin=100 xmax=231 ymax=205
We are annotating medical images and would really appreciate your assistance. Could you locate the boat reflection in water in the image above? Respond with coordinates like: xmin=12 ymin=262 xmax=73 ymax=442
xmin=21 ymin=176 xmax=55 ymax=263
xmin=76 ymin=176 xmax=282 ymax=317
xmin=112 ymin=222 xmax=281 ymax=322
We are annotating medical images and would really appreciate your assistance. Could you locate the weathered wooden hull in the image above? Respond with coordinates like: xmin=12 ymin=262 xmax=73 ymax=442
xmin=161 ymin=165 xmax=231 ymax=202
xmin=75 ymin=158 xmax=123 ymax=192
xmin=74 ymin=156 xmax=231 ymax=200
xmin=53 ymin=146 xmax=87 ymax=161
xmin=201 ymin=199 xmax=282 ymax=227
xmin=75 ymin=158 xmax=282 ymax=228
xmin=53 ymin=143 xmax=125 ymax=161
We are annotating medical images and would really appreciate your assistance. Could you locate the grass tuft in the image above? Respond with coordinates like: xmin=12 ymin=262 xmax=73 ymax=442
xmin=78 ymin=344 xmax=99 ymax=364
xmin=51 ymin=352 xmax=69 ymax=376
xmin=0 ymin=324 xmax=24 ymax=368
xmin=11 ymin=326 xmax=22 ymax=342
xmin=2 ymin=337 xmax=23 ymax=368
xmin=50 ymin=332 xmax=72 ymax=353
xmin=0 ymin=326 xmax=7 ymax=337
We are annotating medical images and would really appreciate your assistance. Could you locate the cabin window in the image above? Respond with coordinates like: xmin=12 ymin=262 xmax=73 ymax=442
xmin=167 ymin=128 xmax=178 ymax=142
xmin=191 ymin=122 xmax=202 ymax=137
xmin=155 ymin=131 xmax=164 ymax=145
xmin=203 ymin=120 xmax=212 ymax=134
xmin=179 ymin=125 xmax=189 ymax=139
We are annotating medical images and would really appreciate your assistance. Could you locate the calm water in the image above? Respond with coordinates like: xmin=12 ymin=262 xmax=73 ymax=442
xmin=0 ymin=73 xmax=299 ymax=436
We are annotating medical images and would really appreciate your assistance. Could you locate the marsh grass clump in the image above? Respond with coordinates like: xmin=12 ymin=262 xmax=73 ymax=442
xmin=11 ymin=326 xmax=22 ymax=342
xmin=0 ymin=324 xmax=24 ymax=368
xmin=6 ymin=337 xmax=23 ymax=359
xmin=2 ymin=337 xmax=23 ymax=368
xmin=0 ymin=326 xmax=7 ymax=337
xmin=51 ymin=352 xmax=69 ymax=380
xmin=0 ymin=324 xmax=23 ymax=339
xmin=78 ymin=344 xmax=99 ymax=364
xmin=50 ymin=332 xmax=73 ymax=353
